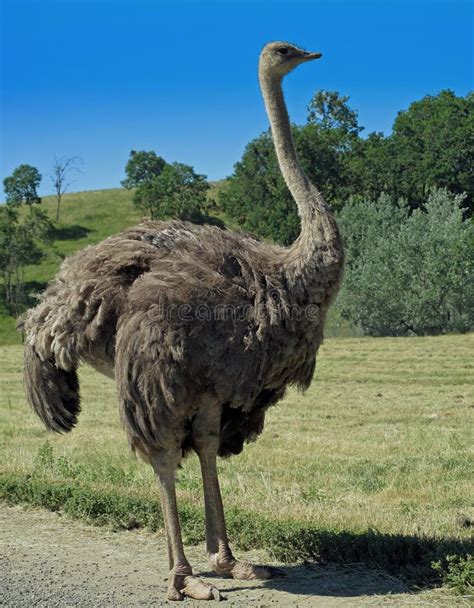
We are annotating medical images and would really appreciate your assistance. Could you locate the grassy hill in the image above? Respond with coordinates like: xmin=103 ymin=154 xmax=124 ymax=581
xmin=0 ymin=183 xmax=354 ymax=344
xmin=1 ymin=188 xmax=144 ymax=344
xmin=0 ymin=183 xmax=235 ymax=343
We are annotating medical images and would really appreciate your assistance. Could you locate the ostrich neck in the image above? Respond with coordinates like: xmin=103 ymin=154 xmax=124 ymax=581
xmin=259 ymin=69 xmax=343 ymax=299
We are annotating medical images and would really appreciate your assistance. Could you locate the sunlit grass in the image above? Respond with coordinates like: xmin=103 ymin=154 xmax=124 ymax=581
xmin=1 ymin=334 xmax=472 ymax=541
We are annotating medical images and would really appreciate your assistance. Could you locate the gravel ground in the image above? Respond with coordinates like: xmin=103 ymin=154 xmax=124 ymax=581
xmin=0 ymin=504 xmax=468 ymax=607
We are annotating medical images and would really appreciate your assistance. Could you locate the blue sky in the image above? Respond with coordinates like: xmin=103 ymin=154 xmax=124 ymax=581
xmin=1 ymin=0 xmax=473 ymax=195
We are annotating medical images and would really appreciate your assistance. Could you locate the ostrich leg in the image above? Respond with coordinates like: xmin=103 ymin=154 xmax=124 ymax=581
xmin=151 ymin=450 xmax=220 ymax=601
xmin=194 ymin=409 xmax=283 ymax=580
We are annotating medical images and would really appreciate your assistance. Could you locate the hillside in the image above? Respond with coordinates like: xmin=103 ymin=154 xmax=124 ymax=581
xmin=0 ymin=183 xmax=353 ymax=344
xmin=0 ymin=186 xmax=222 ymax=343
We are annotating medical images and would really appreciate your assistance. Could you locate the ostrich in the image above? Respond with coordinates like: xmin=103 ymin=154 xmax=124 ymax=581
xmin=21 ymin=41 xmax=344 ymax=601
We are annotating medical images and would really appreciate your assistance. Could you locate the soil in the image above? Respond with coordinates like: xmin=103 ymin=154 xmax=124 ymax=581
xmin=0 ymin=504 xmax=466 ymax=607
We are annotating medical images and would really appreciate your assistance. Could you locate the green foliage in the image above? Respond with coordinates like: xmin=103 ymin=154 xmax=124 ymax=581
xmin=345 ymin=131 xmax=394 ymax=201
xmin=345 ymin=90 xmax=474 ymax=213
xmin=220 ymin=119 xmax=355 ymax=244
xmin=336 ymin=189 xmax=474 ymax=336
xmin=221 ymin=89 xmax=473 ymax=247
xmin=307 ymin=90 xmax=363 ymax=136
xmin=221 ymin=88 xmax=474 ymax=336
xmin=390 ymin=90 xmax=474 ymax=213
xmin=133 ymin=162 xmax=210 ymax=221
xmin=220 ymin=91 xmax=366 ymax=245
xmin=3 ymin=164 xmax=42 ymax=210
xmin=34 ymin=440 xmax=55 ymax=470
xmin=121 ymin=150 xmax=166 ymax=189
xmin=432 ymin=555 xmax=474 ymax=595
xmin=220 ymin=131 xmax=299 ymax=244
xmin=121 ymin=149 xmax=209 ymax=221
xmin=0 ymin=205 xmax=53 ymax=315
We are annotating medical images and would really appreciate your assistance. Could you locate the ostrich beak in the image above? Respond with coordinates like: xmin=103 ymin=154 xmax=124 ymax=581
xmin=302 ymin=51 xmax=322 ymax=61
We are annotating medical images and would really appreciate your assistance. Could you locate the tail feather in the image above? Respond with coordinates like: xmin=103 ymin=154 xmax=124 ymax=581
xmin=24 ymin=343 xmax=80 ymax=433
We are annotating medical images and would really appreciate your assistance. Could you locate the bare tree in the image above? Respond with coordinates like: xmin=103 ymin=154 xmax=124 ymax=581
xmin=50 ymin=157 xmax=82 ymax=221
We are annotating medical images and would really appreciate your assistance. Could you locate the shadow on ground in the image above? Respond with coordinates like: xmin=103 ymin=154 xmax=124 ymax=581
xmin=52 ymin=224 xmax=91 ymax=240
xmin=201 ymin=527 xmax=472 ymax=599
xmin=2 ymin=504 xmax=468 ymax=606
xmin=203 ymin=562 xmax=411 ymax=598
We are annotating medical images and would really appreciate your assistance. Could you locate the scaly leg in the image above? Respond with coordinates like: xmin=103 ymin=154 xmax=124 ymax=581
xmin=151 ymin=449 xmax=221 ymax=601
xmin=193 ymin=409 xmax=284 ymax=581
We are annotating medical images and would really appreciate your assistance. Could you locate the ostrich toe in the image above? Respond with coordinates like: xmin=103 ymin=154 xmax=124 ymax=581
xmin=230 ymin=561 xmax=285 ymax=580
xmin=181 ymin=576 xmax=221 ymax=601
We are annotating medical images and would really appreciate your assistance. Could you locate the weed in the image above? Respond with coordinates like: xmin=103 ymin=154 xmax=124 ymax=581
xmin=432 ymin=554 xmax=474 ymax=595
xmin=34 ymin=440 xmax=54 ymax=470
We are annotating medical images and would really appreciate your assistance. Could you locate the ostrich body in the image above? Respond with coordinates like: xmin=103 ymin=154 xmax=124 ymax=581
xmin=22 ymin=42 xmax=344 ymax=601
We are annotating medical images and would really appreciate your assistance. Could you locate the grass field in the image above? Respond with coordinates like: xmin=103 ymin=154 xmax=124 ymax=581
xmin=1 ymin=334 xmax=473 ymax=594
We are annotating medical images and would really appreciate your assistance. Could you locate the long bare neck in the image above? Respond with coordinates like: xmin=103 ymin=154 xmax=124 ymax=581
xmin=259 ymin=68 xmax=343 ymax=301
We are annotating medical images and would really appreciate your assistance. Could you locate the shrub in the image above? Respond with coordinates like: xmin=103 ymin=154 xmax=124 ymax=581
xmin=336 ymin=189 xmax=473 ymax=336
xmin=432 ymin=554 xmax=474 ymax=595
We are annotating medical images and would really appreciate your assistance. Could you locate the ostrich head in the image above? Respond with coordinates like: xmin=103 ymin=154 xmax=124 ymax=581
xmin=259 ymin=41 xmax=322 ymax=78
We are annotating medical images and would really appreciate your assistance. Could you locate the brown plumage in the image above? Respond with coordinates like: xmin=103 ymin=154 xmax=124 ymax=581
xmin=21 ymin=41 xmax=344 ymax=601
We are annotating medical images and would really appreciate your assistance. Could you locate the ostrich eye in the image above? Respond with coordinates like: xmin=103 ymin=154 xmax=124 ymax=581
xmin=277 ymin=47 xmax=288 ymax=55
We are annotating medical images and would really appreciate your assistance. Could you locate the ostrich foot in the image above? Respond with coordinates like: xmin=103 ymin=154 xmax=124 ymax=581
xmin=211 ymin=556 xmax=285 ymax=580
xmin=182 ymin=576 xmax=221 ymax=600
xmin=167 ymin=572 xmax=221 ymax=601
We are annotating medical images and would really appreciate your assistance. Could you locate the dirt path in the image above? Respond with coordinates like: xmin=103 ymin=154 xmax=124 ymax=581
xmin=0 ymin=504 xmax=467 ymax=607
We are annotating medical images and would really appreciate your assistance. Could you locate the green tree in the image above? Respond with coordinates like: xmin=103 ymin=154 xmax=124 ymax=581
xmin=220 ymin=91 xmax=361 ymax=244
xmin=220 ymin=131 xmax=299 ymax=244
xmin=0 ymin=206 xmax=53 ymax=315
xmin=346 ymin=90 xmax=474 ymax=213
xmin=133 ymin=162 xmax=209 ymax=221
xmin=336 ymin=189 xmax=473 ymax=336
xmin=389 ymin=90 xmax=474 ymax=212
xmin=345 ymin=132 xmax=394 ymax=202
xmin=121 ymin=150 xmax=166 ymax=189
xmin=307 ymin=90 xmax=363 ymax=136
xmin=3 ymin=164 xmax=42 ymax=211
